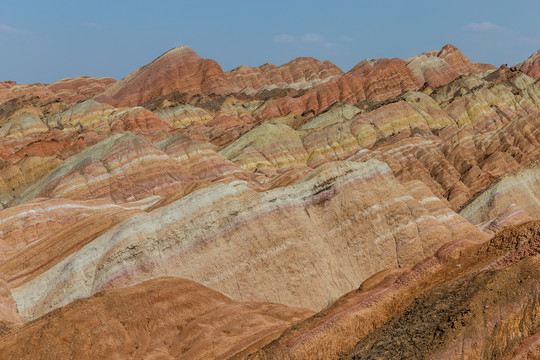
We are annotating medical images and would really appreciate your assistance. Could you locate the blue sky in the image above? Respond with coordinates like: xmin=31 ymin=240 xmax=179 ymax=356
xmin=1 ymin=0 xmax=539 ymax=84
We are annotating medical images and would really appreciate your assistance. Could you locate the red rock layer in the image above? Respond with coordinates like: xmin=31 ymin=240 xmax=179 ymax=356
xmin=96 ymin=46 xmax=231 ymax=107
xmin=259 ymin=57 xmax=420 ymax=119
xmin=6 ymin=84 xmax=57 ymax=103
xmin=23 ymin=134 xmax=193 ymax=204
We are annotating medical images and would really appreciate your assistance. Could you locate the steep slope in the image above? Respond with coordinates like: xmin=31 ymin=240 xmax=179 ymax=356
xmin=0 ymin=197 xmax=159 ymax=289
xmin=437 ymin=44 xmax=479 ymax=74
xmin=0 ymin=277 xmax=313 ymax=359
xmin=248 ymin=221 xmax=540 ymax=360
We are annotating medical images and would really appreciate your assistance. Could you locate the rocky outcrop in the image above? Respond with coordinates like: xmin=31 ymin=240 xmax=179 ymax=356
xmin=0 ymin=278 xmax=23 ymax=335
xmin=0 ymin=83 xmax=15 ymax=104
xmin=5 ymin=84 xmax=58 ymax=103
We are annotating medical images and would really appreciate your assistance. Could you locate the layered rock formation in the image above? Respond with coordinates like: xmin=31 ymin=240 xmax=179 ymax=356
xmin=437 ymin=44 xmax=479 ymax=74
xmin=226 ymin=57 xmax=343 ymax=95
xmin=249 ymin=221 xmax=540 ymax=360
xmin=0 ymin=278 xmax=313 ymax=359
xmin=406 ymin=50 xmax=460 ymax=87
xmin=0 ymin=76 xmax=116 ymax=106
xmin=1 ymin=43 xmax=540 ymax=359
xmin=405 ymin=45 xmax=497 ymax=88
xmin=9 ymin=160 xmax=488 ymax=320
xmin=96 ymin=46 xmax=231 ymax=107
xmin=258 ymin=57 xmax=421 ymax=119
xmin=459 ymin=161 xmax=540 ymax=227
xmin=46 ymin=76 xmax=116 ymax=105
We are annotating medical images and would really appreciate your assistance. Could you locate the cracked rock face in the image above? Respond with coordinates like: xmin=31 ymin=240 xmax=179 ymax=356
xmin=1 ymin=44 xmax=540 ymax=359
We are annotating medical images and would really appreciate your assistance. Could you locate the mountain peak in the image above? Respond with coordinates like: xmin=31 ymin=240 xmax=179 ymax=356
xmin=437 ymin=43 xmax=477 ymax=74
xmin=163 ymin=45 xmax=201 ymax=59
xmin=96 ymin=46 xmax=230 ymax=107
xmin=515 ymin=48 xmax=540 ymax=79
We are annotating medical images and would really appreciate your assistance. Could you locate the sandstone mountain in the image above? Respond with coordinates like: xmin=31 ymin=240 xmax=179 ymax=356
xmin=0 ymin=44 xmax=539 ymax=359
